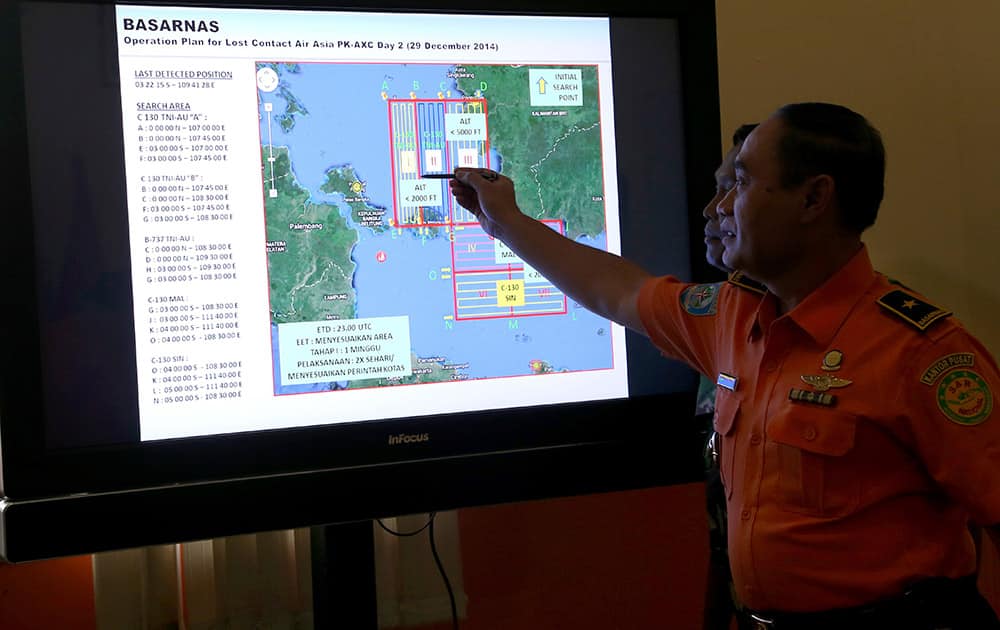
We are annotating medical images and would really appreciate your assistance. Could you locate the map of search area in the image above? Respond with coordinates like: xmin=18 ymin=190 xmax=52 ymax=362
xmin=259 ymin=61 xmax=617 ymax=394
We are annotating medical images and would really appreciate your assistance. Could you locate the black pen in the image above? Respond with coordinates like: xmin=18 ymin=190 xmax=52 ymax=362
xmin=420 ymin=170 xmax=499 ymax=181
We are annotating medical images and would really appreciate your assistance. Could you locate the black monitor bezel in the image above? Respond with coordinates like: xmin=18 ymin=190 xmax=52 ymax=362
xmin=0 ymin=0 xmax=720 ymax=559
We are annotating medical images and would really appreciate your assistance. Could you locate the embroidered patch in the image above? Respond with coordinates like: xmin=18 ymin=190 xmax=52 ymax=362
xmin=877 ymin=290 xmax=951 ymax=331
xmin=680 ymin=283 xmax=719 ymax=316
xmin=936 ymin=369 xmax=992 ymax=426
xmin=919 ymin=353 xmax=975 ymax=386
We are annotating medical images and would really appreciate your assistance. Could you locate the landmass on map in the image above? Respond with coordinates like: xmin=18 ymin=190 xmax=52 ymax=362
xmin=454 ymin=65 xmax=605 ymax=240
xmin=348 ymin=353 xmax=469 ymax=388
xmin=319 ymin=166 xmax=389 ymax=234
xmin=260 ymin=63 xmax=309 ymax=132
xmin=264 ymin=147 xmax=357 ymax=324
xmin=264 ymin=145 xmax=458 ymax=390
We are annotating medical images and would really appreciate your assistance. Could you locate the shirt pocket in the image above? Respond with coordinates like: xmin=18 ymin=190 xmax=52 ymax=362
xmin=766 ymin=409 xmax=860 ymax=517
xmin=713 ymin=389 xmax=741 ymax=501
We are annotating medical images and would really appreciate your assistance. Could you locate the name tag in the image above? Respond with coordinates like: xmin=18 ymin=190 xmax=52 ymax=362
xmin=717 ymin=372 xmax=738 ymax=391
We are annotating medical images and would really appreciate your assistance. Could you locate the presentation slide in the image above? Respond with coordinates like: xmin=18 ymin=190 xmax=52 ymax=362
xmin=115 ymin=5 xmax=627 ymax=440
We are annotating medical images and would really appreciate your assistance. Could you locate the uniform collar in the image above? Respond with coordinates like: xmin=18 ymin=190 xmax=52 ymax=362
xmin=749 ymin=245 xmax=877 ymax=346
xmin=785 ymin=245 xmax=878 ymax=346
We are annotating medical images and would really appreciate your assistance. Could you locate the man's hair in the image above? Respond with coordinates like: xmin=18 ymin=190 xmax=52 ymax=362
xmin=774 ymin=103 xmax=885 ymax=233
xmin=732 ymin=123 xmax=757 ymax=147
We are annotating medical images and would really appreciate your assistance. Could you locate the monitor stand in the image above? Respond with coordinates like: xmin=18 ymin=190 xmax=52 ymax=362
xmin=311 ymin=520 xmax=378 ymax=629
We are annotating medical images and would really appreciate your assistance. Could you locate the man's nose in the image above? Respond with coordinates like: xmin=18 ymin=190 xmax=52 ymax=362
xmin=703 ymin=191 xmax=723 ymax=219
xmin=716 ymin=186 xmax=735 ymax=217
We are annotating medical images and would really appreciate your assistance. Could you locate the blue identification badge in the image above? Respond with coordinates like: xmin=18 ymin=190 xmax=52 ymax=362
xmin=717 ymin=372 xmax=738 ymax=391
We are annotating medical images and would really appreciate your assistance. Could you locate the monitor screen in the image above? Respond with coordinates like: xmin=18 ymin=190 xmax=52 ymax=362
xmin=1 ymin=0 xmax=718 ymax=560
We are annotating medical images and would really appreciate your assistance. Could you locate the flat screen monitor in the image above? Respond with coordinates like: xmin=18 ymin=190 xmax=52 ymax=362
xmin=0 ymin=0 xmax=721 ymax=561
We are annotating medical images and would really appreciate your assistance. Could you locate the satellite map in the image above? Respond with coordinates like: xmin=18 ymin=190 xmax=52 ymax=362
xmin=256 ymin=61 xmax=615 ymax=394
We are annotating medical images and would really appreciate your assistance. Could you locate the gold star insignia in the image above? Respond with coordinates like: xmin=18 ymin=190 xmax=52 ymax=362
xmin=902 ymin=299 xmax=917 ymax=309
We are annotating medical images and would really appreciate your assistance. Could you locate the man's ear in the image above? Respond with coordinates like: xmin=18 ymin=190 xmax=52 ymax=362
xmin=800 ymin=174 xmax=835 ymax=224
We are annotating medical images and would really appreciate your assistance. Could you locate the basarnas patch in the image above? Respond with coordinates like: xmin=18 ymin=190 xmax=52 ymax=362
xmin=936 ymin=369 xmax=992 ymax=426
xmin=920 ymin=353 xmax=975 ymax=386
xmin=680 ymin=283 xmax=720 ymax=316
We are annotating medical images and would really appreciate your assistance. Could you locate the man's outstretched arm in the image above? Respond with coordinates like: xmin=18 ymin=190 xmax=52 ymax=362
xmin=450 ymin=168 xmax=653 ymax=334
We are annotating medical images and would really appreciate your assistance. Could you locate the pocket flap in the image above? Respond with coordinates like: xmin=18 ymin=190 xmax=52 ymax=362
xmin=768 ymin=410 xmax=857 ymax=456
xmin=713 ymin=390 xmax=741 ymax=436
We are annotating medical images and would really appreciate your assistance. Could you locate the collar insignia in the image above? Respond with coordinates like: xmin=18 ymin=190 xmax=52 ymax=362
xmin=727 ymin=271 xmax=766 ymax=295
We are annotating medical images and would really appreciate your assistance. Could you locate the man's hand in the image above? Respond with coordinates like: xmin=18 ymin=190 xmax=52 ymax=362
xmin=448 ymin=168 xmax=521 ymax=239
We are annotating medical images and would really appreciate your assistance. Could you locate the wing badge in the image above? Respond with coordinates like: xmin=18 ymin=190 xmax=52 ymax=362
xmin=800 ymin=374 xmax=853 ymax=392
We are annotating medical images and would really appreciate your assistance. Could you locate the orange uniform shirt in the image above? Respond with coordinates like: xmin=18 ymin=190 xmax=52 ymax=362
xmin=637 ymin=246 xmax=1000 ymax=612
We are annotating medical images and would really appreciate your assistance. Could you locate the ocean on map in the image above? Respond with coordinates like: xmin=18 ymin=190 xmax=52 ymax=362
xmin=259 ymin=63 xmax=498 ymax=208
xmin=270 ymin=229 xmax=615 ymax=392
xmin=263 ymin=62 xmax=613 ymax=389
xmin=350 ymin=230 xmax=615 ymax=379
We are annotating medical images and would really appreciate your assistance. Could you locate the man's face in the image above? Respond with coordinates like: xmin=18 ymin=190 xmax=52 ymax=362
xmin=702 ymin=145 xmax=738 ymax=273
xmin=718 ymin=116 xmax=807 ymax=279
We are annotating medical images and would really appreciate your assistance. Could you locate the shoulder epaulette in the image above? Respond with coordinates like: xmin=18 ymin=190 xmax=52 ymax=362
xmin=877 ymin=289 xmax=952 ymax=331
xmin=727 ymin=271 xmax=766 ymax=295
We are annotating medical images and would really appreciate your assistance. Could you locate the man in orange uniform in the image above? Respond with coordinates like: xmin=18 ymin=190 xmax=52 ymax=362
xmin=699 ymin=122 xmax=757 ymax=630
xmin=449 ymin=102 xmax=1000 ymax=629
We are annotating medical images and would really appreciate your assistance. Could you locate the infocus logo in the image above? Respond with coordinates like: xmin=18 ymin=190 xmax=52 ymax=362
xmin=388 ymin=432 xmax=429 ymax=446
